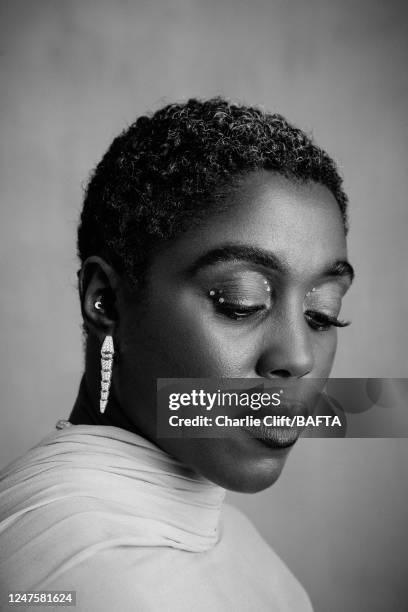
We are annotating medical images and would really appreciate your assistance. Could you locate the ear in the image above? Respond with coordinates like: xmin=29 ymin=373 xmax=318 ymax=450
xmin=78 ymin=256 xmax=120 ymax=339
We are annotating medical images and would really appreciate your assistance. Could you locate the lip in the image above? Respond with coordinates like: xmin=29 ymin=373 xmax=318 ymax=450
xmin=240 ymin=399 xmax=308 ymax=449
xmin=243 ymin=421 xmax=301 ymax=449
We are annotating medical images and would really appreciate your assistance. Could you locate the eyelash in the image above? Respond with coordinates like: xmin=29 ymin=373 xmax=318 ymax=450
xmin=214 ymin=302 xmax=350 ymax=331
xmin=304 ymin=310 xmax=350 ymax=332
xmin=214 ymin=302 xmax=265 ymax=320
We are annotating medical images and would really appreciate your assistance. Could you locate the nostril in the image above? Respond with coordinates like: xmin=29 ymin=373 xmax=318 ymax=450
xmin=269 ymin=370 xmax=292 ymax=378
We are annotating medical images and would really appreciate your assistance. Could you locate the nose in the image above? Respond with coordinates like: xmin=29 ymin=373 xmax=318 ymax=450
xmin=255 ymin=310 xmax=314 ymax=379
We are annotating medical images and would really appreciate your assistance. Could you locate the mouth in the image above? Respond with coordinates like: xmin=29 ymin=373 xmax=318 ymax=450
xmin=241 ymin=400 xmax=309 ymax=450
xmin=243 ymin=421 xmax=301 ymax=449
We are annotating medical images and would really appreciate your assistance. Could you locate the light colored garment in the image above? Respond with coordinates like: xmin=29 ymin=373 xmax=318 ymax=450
xmin=0 ymin=424 xmax=312 ymax=611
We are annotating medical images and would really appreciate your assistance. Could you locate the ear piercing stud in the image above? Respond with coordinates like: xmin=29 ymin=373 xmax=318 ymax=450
xmin=95 ymin=299 xmax=103 ymax=311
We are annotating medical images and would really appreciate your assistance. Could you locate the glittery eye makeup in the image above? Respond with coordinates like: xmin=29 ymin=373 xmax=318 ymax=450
xmin=303 ymin=284 xmax=350 ymax=331
xmin=190 ymin=249 xmax=352 ymax=329
xmin=205 ymin=270 xmax=273 ymax=320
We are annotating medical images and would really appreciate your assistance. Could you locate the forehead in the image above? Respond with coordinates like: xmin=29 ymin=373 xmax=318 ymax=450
xmin=153 ymin=170 xmax=347 ymax=282
xmin=216 ymin=170 xmax=347 ymax=276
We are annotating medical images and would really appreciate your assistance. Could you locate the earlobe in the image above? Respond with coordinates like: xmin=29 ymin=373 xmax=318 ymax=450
xmin=78 ymin=256 xmax=120 ymax=337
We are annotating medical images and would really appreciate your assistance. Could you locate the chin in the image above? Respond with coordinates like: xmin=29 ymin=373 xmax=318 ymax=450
xmin=186 ymin=437 xmax=292 ymax=493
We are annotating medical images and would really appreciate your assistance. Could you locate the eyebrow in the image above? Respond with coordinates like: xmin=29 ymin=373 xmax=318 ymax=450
xmin=326 ymin=260 xmax=355 ymax=283
xmin=186 ymin=244 xmax=355 ymax=283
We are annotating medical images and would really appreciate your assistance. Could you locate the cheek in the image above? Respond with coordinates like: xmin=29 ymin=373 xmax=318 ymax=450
xmin=119 ymin=291 xmax=340 ymax=382
xmin=150 ymin=310 xmax=251 ymax=376
xmin=312 ymin=331 xmax=338 ymax=377
xmin=121 ymin=295 xmax=254 ymax=378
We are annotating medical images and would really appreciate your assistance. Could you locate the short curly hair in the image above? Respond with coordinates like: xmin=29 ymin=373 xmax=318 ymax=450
xmin=78 ymin=97 xmax=348 ymax=286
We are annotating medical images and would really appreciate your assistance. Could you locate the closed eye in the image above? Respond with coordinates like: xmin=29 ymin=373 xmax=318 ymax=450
xmin=304 ymin=310 xmax=350 ymax=331
xmin=214 ymin=302 xmax=266 ymax=320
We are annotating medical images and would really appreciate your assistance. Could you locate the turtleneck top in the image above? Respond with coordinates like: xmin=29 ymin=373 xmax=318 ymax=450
xmin=0 ymin=424 xmax=312 ymax=611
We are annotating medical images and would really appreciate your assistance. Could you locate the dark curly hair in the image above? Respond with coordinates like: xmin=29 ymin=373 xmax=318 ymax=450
xmin=78 ymin=97 xmax=348 ymax=286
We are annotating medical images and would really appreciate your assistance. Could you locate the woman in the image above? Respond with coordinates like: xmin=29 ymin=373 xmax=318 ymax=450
xmin=0 ymin=98 xmax=353 ymax=610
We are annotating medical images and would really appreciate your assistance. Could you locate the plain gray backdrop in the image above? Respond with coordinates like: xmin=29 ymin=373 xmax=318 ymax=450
xmin=1 ymin=1 xmax=407 ymax=610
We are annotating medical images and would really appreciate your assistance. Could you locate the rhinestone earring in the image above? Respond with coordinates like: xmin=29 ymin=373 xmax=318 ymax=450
xmin=100 ymin=335 xmax=114 ymax=414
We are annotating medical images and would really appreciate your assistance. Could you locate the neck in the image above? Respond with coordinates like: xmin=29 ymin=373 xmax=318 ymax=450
xmin=69 ymin=373 xmax=139 ymax=433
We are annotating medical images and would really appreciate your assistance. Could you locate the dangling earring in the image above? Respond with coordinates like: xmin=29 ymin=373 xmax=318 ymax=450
xmin=100 ymin=335 xmax=114 ymax=414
